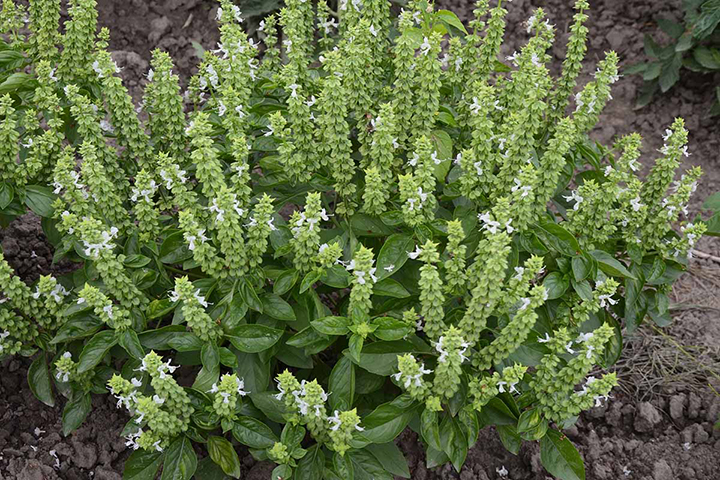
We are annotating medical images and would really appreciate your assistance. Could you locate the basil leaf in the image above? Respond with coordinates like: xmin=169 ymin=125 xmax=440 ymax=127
xmin=161 ymin=436 xmax=198 ymax=480
xmin=540 ymin=429 xmax=585 ymax=480
xmin=28 ymin=355 xmax=55 ymax=407
xmin=225 ymin=324 xmax=283 ymax=353
xmin=207 ymin=436 xmax=241 ymax=478
xmin=123 ymin=449 xmax=163 ymax=480
xmin=232 ymin=416 xmax=278 ymax=449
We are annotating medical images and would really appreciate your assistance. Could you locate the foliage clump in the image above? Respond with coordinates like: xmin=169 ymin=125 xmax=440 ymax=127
xmin=0 ymin=0 xmax=708 ymax=478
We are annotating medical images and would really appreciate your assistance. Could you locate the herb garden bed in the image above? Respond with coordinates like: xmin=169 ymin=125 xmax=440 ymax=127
xmin=1 ymin=0 xmax=720 ymax=479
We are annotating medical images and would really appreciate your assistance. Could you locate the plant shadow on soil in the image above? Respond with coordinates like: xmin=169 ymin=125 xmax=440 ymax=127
xmin=2 ymin=0 xmax=720 ymax=478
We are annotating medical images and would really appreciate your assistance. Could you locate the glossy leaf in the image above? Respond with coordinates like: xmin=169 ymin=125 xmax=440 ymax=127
xmin=232 ymin=416 xmax=278 ymax=449
xmin=207 ymin=436 xmax=241 ymax=478
xmin=28 ymin=355 xmax=55 ymax=407
xmin=124 ymin=449 xmax=163 ymax=480
xmin=161 ymin=436 xmax=198 ymax=480
xmin=225 ymin=324 xmax=283 ymax=353
xmin=76 ymin=330 xmax=117 ymax=374
xmin=540 ymin=429 xmax=585 ymax=480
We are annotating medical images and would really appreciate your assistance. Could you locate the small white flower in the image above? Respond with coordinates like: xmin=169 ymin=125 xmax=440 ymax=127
xmin=49 ymin=449 xmax=61 ymax=469
xmin=327 ymin=410 xmax=342 ymax=431
xmin=153 ymin=395 xmax=165 ymax=405
xmin=453 ymin=152 xmax=462 ymax=165
xmin=496 ymin=465 xmax=508 ymax=477
xmin=103 ymin=304 xmax=114 ymax=320
xmin=565 ymin=342 xmax=576 ymax=355
xmin=511 ymin=178 xmax=532 ymax=198
xmin=604 ymin=165 xmax=614 ymax=176
xmin=563 ymin=190 xmax=583 ymax=210
xmin=236 ymin=377 xmax=249 ymax=396
xmin=683 ymin=442 xmax=692 ymax=451
xmin=231 ymin=4 xmax=243 ymax=22
xmin=622 ymin=465 xmax=632 ymax=476
xmin=100 ymin=119 xmax=114 ymax=133
xmin=419 ymin=36 xmax=431 ymax=56
xmin=474 ymin=161 xmax=483 ymax=176
xmin=576 ymin=332 xmax=594 ymax=343
xmin=407 ymin=153 xmax=419 ymax=167
xmin=407 ymin=245 xmax=423 ymax=260
xmin=630 ymin=196 xmax=644 ymax=212
xmin=469 ymin=96 xmax=482 ymax=115
xmin=431 ymin=151 xmax=442 ymax=165
xmin=518 ymin=297 xmax=531 ymax=311
xmin=478 ymin=212 xmax=500 ymax=234
xmin=384 ymin=264 xmax=395 ymax=273
xmin=599 ymin=294 xmax=617 ymax=308
xmin=513 ymin=266 xmax=525 ymax=280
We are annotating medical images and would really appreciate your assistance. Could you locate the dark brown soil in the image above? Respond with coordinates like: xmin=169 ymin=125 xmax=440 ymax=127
xmin=2 ymin=0 xmax=719 ymax=479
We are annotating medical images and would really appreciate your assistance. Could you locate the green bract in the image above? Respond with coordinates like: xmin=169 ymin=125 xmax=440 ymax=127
xmin=0 ymin=0 xmax=710 ymax=478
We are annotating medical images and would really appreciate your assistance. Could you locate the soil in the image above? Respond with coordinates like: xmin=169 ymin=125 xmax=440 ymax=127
xmin=2 ymin=0 xmax=719 ymax=479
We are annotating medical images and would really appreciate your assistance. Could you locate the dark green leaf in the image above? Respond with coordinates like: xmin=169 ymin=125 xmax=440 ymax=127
xmin=139 ymin=325 xmax=186 ymax=349
xmin=232 ymin=416 xmax=278 ymax=449
xmin=372 ymin=317 xmax=413 ymax=341
xmin=534 ymin=222 xmax=581 ymax=256
xmin=376 ymin=234 xmax=414 ymax=281
xmin=590 ymin=251 xmax=635 ymax=278
xmin=207 ymin=436 xmax=241 ymax=478
xmin=517 ymin=408 xmax=549 ymax=441
xmin=348 ymin=333 xmax=363 ymax=363
xmin=168 ymin=333 xmax=204 ymax=352
xmin=124 ymin=449 xmax=163 ymax=480
xmin=349 ymin=449 xmax=393 ymax=480
xmin=119 ymin=329 xmax=145 ymax=359
xmin=310 ymin=316 xmax=350 ymax=336
xmin=659 ymin=53 xmax=682 ymax=92
xmin=76 ymin=330 xmax=117 ymax=374
xmin=348 ymin=340 xmax=426 ymax=376
xmin=271 ymin=465 xmax=292 ymax=480
xmin=657 ymin=18 xmax=684 ymax=39
xmin=436 ymin=9 xmax=468 ymax=34
xmin=373 ymin=278 xmax=410 ymax=298
xmin=159 ymin=231 xmax=193 ymax=264
xmin=329 ymin=356 xmax=355 ymax=411
xmin=497 ymin=425 xmax=522 ymax=455
xmin=350 ymin=214 xmax=394 ymax=237
xmin=543 ymin=272 xmax=569 ymax=300
xmin=62 ymin=391 xmax=91 ymax=436
xmin=146 ymin=298 xmax=177 ymax=320
xmin=235 ymin=350 xmax=270 ymax=394
xmin=540 ymin=429 xmax=585 ymax=480
xmin=0 ymin=182 xmax=13 ymax=209
xmin=124 ymin=254 xmax=152 ymax=268
xmin=261 ymin=293 xmax=296 ymax=321
xmin=241 ymin=281 xmax=263 ymax=313
xmin=296 ymin=444 xmax=324 ymax=480
xmin=300 ymin=270 xmax=321 ymax=293
xmin=274 ymin=269 xmax=299 ymax=295
xmin=50 ymin=314 xmax=103 ymax=344
xmin=225 ymin=324 xmax=283 ymax=353
xmin=24 ymin=185 xmax=56 ymax=217
xmin=357 ymin=395 xmax=418 ymax=445
xmin=28 ymin=355 xmax=55 ymax=407
xmin=161 ymin=436 xmax=198 ymax=480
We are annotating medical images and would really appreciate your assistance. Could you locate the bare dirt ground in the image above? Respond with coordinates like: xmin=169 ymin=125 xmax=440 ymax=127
xmin=1 ymin=0 xmax=719 ymax=479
